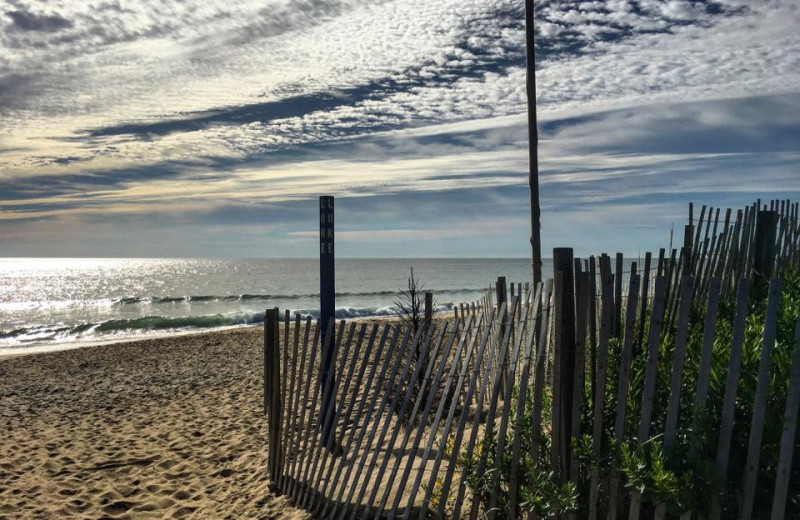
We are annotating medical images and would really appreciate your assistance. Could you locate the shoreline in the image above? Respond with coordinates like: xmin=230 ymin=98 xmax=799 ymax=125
xmin=0 ymin=323 xmax=261 ymax=360
xmin=0 ymin=313 xmax=409 ymax=360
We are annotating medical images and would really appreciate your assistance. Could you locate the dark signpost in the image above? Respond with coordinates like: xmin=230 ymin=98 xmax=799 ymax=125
xmin=319 ymin=196 xmax=336 ymax=447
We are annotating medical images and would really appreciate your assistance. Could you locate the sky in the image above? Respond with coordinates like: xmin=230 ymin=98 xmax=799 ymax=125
xmin=1 ymin=0 xmax=799 ymax=258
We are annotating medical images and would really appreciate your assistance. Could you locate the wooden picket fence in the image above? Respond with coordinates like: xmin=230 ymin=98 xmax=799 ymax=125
xmin=263 ymin=200 xmax=800 ymax=519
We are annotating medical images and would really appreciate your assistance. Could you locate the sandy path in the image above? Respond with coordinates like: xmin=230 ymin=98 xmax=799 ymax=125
xmin=0 ymin=326 xmax=309 ymax=519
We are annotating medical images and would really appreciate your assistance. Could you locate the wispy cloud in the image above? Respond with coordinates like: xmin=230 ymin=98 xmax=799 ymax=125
xmin=1 ymin=0 xmax=798 ymax=256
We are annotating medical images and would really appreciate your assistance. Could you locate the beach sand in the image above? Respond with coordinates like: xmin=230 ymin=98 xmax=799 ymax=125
xmin=0 ymin=326 xmax=310 ymax=519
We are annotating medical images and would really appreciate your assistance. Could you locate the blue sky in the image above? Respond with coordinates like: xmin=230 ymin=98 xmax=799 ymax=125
xmin=1 ymin=0 xmax=798 ymax=258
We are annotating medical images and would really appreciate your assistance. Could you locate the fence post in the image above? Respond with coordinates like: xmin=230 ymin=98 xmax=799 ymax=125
xmin=753 ymin=210 xmax=779 ymax=300
xmin=424 ymin=291 xmax=433 ymax=333
xmin=265 ymin=307 xmax=283 ymax=490
xmin=496 ymin=276 xmax=508 ymax=399
xmin=496 ymin=276 xmax=508 ymax=312
xmin=553 ymin=247 xmax=575 ymax=482
xmin=319 ymin=195 xmax=337 ymax=447
xmin=614 ymin=253 xmax=623 ymax=338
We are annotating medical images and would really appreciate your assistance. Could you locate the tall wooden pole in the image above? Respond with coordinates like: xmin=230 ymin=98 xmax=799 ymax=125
xmin=319 ymin=196 xmax=336 ymax=446
xmin=525 ymin=0 xmax=543 ymax=284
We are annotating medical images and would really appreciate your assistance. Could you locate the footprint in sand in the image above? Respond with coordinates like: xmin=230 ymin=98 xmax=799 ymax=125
xmin=171 ymin=505 xmax=198 ymax=518
xmin=102 ymin=500 xmax=136 ymax=515
xmin=171 ymin=489 xmax=192 ymax=500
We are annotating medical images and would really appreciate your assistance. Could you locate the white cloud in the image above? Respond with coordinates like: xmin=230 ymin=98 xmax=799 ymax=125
xmin=1 ymin=0 xmax=799 ymax=256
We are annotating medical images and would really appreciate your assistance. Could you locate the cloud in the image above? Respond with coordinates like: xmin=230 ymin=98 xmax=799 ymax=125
xmin=1 ymin=0 xmax=799 ymax=256
xmin=5 ymin=9 xmax=72 ymax=32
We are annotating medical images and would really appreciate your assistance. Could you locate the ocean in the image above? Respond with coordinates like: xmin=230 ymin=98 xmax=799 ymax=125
xmin=0 ymin=258 xmax=548 ymax=354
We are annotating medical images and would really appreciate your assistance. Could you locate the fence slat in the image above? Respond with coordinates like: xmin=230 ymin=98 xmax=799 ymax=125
xmin=297 ymin=318 xmax=338 ymax=507
xmin=654 ymin=275 xmax=695 ymax=520
xmin=288 ymin=320 xmax=321 ymax=499
xmin=363 ymin=324 xmax=442 ymax=517
xmin=326 ymin=326 xmax=401 ymax=519
xmin=628 ymin=276 xmax=667 ymax=520
xmin=451 ymin=302 xmax=508 ymax=519
xmin=468 ymin=298 xmax=520 ymax=520
xmin=393 ymin=317 xmax=474 ymax=518
xmin=301 ymin=321 xmax=354 ymax=509
xmin=336 ymin=326 xmax=413 ymax=520
xmin=569 ymin=273 xmax=590 ymax=491
xmin=710 ymin=279 xmax=750 ymax=519
xmin=417 ymin=311 xmax=493 ymax=520
xmin=319 ymin=324 xmax=386 ymax=517
xmin=550 ymin=272 xmax=565 ymax=482
xmin=508 ymin=284 xmax=543 ymax=518
xmin=693 ymin=278 xmax=721 ymax=424
xmin=771 ymin=313 xmax=800 ymax=520
xmin=286 ymin=316 xmax=313 ymax=497
xmin=279 ymin=313 xmax=302 ymax=491
xmin=374 ymin=323 xmax=455 ymax=518
xmin=349 ymin=325 xmax=428 ymax=518
xmin=603 ymin=272 xmax=640 ymax=520
xmin=489 ymin=299 xmax=530 ymax=519
xmin=265 ymin=308 xmax=281 ymax=484
xmin=741 ymin=278 xmax=783 ymax=520
xmin=311 ymin=323 xmax=371 ymax=515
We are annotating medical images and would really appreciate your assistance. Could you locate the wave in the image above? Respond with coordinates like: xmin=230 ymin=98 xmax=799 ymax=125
xmin=111 ymin=288 xmax=484 ymax=305
xmin=0 ymin=304 xmax=457 ymax=344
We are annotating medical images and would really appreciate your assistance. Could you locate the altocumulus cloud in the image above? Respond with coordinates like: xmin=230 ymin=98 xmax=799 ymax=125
xmin=0 ymin=0 xmax=798 ymax=257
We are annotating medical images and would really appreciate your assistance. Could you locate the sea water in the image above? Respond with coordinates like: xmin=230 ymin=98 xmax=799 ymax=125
xmin=1 ymin=258 xmax=550 ymax=353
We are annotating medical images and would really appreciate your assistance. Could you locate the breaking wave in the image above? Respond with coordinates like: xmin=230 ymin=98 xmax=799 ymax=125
xmin=110 ymin=288 xmax=482 ymax=305
xmin=0 ymin=304 xmax=455 ymax=346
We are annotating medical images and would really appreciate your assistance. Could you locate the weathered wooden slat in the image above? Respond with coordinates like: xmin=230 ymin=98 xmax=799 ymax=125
xmin=265 ymin=308 xmax=281 ymax=483
xmin=301 ymin=321 xmax=354 ymax=509
xmin=741 ymin=278 xmax=783 ymax=520
xmin=531 ymin=280 xmax=554 ymax=465
xmin=692 ymin=204 xmax=707 ymax=271
xmin=326 ymin=326 xmax=402 ymax=519
xmin=507 ymin=284 xmax=543 ymax=518
xmin=297 ymin=318 xmax=339 ymax=507
xmin=589 ymin=256 xmax=598 ymax=406
xmin=637 ymin=252 xmax=652 ymax=352
xmin=693 ymin=279 xmax=721 ymax=423
xmin=628 ymin=276 xmax=667 ymax=520
xmin=318 ymin=323 xmax=386 ymax=517
xmin=488 ymin=300 xmax=531 ymax=519
xmin=550 ymin=272 xmax=565 ymax=482
xmin=603 ymin=272 xmax=640 ymax=520
xmin=569 ymin=273 xmax=590 ymax=490
xmin=277 ymin=310 xmax=292 ymax=484
xmin=386 ymin=320 xmax=465 ymax=519
xmin=279 ymin=313 xmax=302 ymax=491
xmin=710 ymin=279 xmax=750 ymax=520
xmin=311 ymin=322 xmax=372 ymax=515
xmin=362 ymin=324 xmax=442 ymax=517
xmin=344 ymin=325 xmax=427 ymax=519
xmin=414 ymin=311 xmax=493 ymax=520
xmin=451 ymin=302 xmax=508 ymax=519
xmin=468 ymin=297 xmax=520 ymax=520
xmin=654 ymin=275 xmax=695 ymax=520
xmin=285 ymin=316 xmax=313 ymax=497
xmin=724 ymin=210 xmax=743 ymax=293
xmin=287 ymin=320 xmax=321 ymax=500
xmin=663 ymin=276 xmax=696 ymax=454
xmin=770 ymin=313 xmax=800 ymax=520
xmin=372 ymin=323 xmax=454 ymax=519
xmin=715 ymin=208 xmax=732 ymax=279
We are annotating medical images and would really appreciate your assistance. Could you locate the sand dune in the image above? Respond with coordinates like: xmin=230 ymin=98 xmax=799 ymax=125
xmin=0 ymin=327 xmax=309 ymax=519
